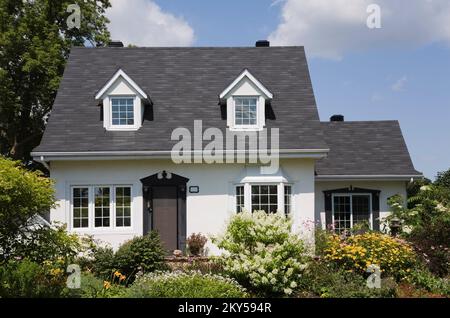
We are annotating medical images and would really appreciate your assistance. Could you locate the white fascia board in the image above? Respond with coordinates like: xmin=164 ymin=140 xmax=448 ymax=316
xmin=95 ymin=69 xmax=148 ymax=100
xmin=315 ymin=174 xmax=424 ymax=181
xmin=219 ymin=69 xmax=273 ymax=99
xmin=32 ymin=148 xmax=329 ymax=161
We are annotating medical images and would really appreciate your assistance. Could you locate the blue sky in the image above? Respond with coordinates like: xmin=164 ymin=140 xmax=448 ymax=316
xmin=108 ymin=0 xmax=450 ymax=179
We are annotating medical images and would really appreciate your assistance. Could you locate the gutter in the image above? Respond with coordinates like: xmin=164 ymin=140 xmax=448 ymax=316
xmin=315 ymin=174 xmax=424 ymax=181
xmin=31 ymin=149 xmax=330 ymax=161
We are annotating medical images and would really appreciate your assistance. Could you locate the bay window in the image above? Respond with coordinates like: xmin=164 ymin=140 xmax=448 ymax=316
xmin=235 ymin=183 xmax=292 ymax=214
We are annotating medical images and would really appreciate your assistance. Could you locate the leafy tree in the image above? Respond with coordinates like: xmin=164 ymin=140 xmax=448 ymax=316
xmin=435 ymin=168 xmax=450 ymax=190
xmin=406 ymin=177 xmax=431 ymax=208
xmin=0 ymin=0 xmax=110 ymax=162
xmin=0 ymin=156 xmax=55 ymax=261
xmin=387 ymin=186 xmax=450 ymax=276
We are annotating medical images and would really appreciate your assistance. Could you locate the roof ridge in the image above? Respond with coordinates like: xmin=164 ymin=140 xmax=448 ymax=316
xmin=71 ymin=46 xmax=306 ymax=50
xmin=320 ymin=120 xmax=399 ymax=123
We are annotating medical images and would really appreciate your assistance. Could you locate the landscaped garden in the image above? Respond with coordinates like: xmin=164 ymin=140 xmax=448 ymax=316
xmin=0 ymin=156 xmax=449 ymax=298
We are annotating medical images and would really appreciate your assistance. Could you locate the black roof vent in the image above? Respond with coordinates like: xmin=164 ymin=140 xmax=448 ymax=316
xmin=108 ymin=41 xmax=124 ymax=47
xmin=255 ymin=40 xmax=270 ymax=47
xmin=330 ymin=114 xmax=344 ymax=122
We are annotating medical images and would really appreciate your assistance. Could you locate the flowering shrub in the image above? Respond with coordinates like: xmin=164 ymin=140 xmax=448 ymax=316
xmin=187 ymin=233 xmax=208 ymax=256
xmin=387 ymin=188 xmax=450 ymax=277
xmin=212 ymin=211 xmax=308 ymax=296
xmin=124 ymin=271 xmax=247 ymax=298
xmin=0 ymin=258 xmax=67 ymax=297
xmin=323 ymin=232 xmax=417 ymax=279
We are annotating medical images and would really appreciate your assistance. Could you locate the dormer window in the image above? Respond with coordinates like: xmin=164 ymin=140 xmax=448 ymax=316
xmin=234 ymin=97 xmax=258 ymax=127
xmin=219 ymin=69 xmax=273 ymax=131
xmin=111 ymin=97 xmax=135 ymax=126
xmin=95 ymin=69 xmax=149 ymax=131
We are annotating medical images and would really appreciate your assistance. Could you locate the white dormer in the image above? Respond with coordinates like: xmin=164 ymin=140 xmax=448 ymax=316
xmin=95 ymin=69 xmax=148 ymax=131
xmin=219 ymin=69 xmax=273 ymax=131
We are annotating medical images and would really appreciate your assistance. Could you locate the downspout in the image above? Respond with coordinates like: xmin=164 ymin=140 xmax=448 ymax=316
xmin=38 ymin=156 xmax=50 ymax=171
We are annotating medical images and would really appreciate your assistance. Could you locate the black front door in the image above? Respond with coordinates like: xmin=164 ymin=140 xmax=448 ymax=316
xmin=141 ymin=171 xmax=188 ymax=252
xmin=150 ymin=186 xmax=178 ymax=251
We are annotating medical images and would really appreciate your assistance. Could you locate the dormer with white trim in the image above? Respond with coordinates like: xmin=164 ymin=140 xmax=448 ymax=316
xmin=219 ymin=69 xmax=273 ymax=131
xmin=95 ymin=69 xmax=150 ymax=131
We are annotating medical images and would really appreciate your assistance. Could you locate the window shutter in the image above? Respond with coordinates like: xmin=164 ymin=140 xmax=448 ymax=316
xmin=324 ymin=192 xmax=333 ymax=229
xmin=372 ymin=192 xmax=380 ymax=231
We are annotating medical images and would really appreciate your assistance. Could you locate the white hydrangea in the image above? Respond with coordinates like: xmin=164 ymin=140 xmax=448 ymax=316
xmin=213 ymin=210 xmax=308 ymax=295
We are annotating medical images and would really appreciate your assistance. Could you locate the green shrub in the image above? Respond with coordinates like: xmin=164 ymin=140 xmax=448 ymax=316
xmin=66 ymin=272 xmax=104 ymax=298
xmin=114 ymin=231 xmax=167 ymax=281
xmin=213 ymin=211 xmax=308 ymax=296
xmin=86 ymin=246 xmax=116 ymax=279
xmin=0 ymin=259 xmax=66 ymax=298
xmin=13 ymin=223 xmax=83 ymax=265
xmin=0 ymin=156 xmax=55 ymax=262
xmin=387 ymin=189 xmax=450 ymax=276
xmin=406 ymin=268 xmax=450 ymax=296
xmin=124 ymin=271 xmax=247 ymax=298
xmin=298 ymin=261 xmax=397 ymax=298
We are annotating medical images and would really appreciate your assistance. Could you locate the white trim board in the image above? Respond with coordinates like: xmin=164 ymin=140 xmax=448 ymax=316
xmin=95 ymin=69 xmax=148 ymax=100
xmin=219 ymin=69 xmax=273 ymax=99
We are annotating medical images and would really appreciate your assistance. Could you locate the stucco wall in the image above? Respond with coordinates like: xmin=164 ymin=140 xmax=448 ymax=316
xmin=315 ymin=180 xmax=408 ymax=231
xmin=49 ymin=158 xmax=316 ymax=254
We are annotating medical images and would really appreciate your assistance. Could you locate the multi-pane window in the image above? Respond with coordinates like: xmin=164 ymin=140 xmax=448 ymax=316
xmin=284 ymin=185 xmax=292 ymax=215
xmin=72 ymin=185 xmax=132 ymax=229
xmin=251 ymin=185 xmax=278 ymax=213
xmin=234 ymin=97 xmax=257 ymax=126
xmin=333 ymin=194 xmax=371 ymax=234
xmin=94 ymin=187 xmax=110 ymax=227
xmin=73 ymin=187 xmax=89 ymax=228
xmin=116 ymin=187 xmax=131 ymax=227
xmin=352 ymin=195 xmax=371 ymax=227
xmin=236 ymin=186 xmax=245 ymax=213
xmin=111 ymin=98 xmax=134 ymax=126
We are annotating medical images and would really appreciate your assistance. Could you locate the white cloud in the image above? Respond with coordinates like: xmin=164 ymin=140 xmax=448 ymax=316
xmin=106 ymin=0 xmax=194 ymax=47
xmin=391 ymin=76 xmax=408 ymax=92
xmin=268 ymin=0 xmax=450 ymax=59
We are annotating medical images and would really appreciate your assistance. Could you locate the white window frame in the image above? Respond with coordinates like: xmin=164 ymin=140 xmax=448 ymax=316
xmin=235 ymin=182 xmax=292 ymax=215
xmin=70 ymin=185 xmax=133 ymax=232
xmin=113 ymin=185 xmax=132 ymax=228
xmin=284 ymin=185 xmax=292 ymax=216
xmin=71 ymin=186 xmax=90 ymax=229
xmin=93 ymin=186 xmax=112 ymax=228
xmin=109 ymin=96 xmax=139 ymax=130
xmin=232 ymin=96 xmax=259 ymax=130
xmin=331 ymin=193 xmax=373 ymax=232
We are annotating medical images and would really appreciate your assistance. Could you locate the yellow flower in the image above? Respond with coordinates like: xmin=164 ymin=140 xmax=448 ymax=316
xmin=103 ymin=281 xmax=111 ymax=289
xmin=114 ymin=271 xmax=122 ymax=277
xmin=119 ymin=274 xmax=126 ymax=282
xmin=50 ymin=268 xmax=62 ymax=276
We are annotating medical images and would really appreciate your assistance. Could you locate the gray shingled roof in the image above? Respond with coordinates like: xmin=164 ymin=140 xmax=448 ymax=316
xmin=316 ymin=121 xmax=421 ymax=176
xmin=33 ymin=46 xmax=327 ymax=153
